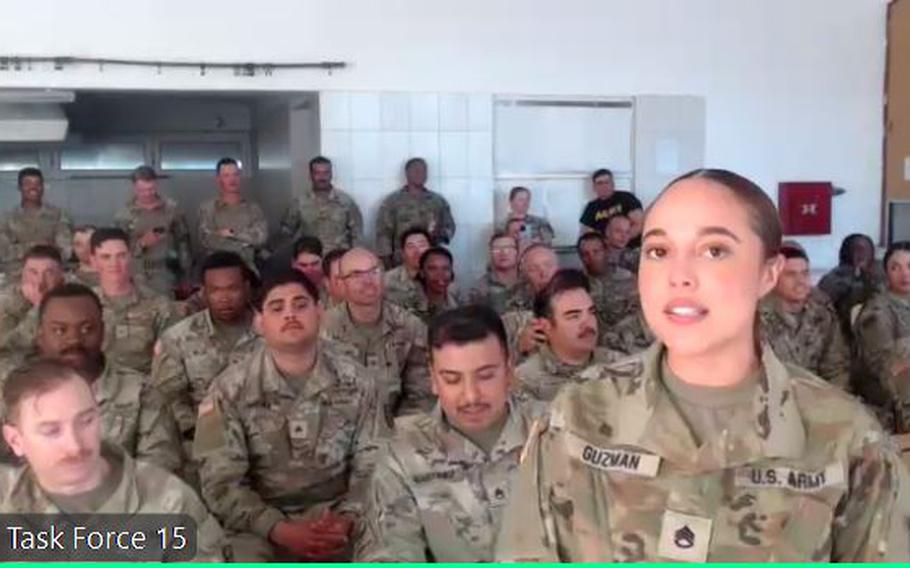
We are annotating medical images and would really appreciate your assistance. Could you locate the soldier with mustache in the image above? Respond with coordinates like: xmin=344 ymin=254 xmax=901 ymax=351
xmin=514 ymin=269 xmax=621 ymax=402
xmin=0 ymin=358 xmax=224 ymax=560
xmin=194 ymin=269 xmax=388 ymax=561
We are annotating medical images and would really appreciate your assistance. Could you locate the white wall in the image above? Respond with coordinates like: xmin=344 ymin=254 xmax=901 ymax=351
xmin=319 ymin=91 xmax=494 ymax=284
xmin=0 ymin=0 xmax=887 ymax=268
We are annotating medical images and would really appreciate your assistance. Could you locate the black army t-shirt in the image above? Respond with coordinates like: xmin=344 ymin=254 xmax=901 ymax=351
xmin=579 ymin=191 xmax=643 ymax=234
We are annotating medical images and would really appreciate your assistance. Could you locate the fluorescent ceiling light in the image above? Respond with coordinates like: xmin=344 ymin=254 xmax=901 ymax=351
xmin=0 ymin=89 xmax=76 ymax=104
xmin=0 ymin=103 xmax=69 ymax=141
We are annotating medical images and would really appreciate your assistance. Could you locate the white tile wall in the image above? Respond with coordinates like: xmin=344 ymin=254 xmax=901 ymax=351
xmin=319 ymin=90 xmax=495 ymax=284
xmin=379 ymin=132 xmax=410 ymax=180
xmin=468 ymin=94 xmax=493 ymax=132
xmin=349 ymin=92 xmax=381 ymax=131
xmin=439 ymin=93 xmax=468 ymax=132
xmin=380 ymin=93 xmax=410 ymax=131
xmin=319 ymin=92 xmax=350 ymax=130
xmin=408 ymin=132 xmax=440 ymax=172
xmin=350 ymin=132 xmax=383 ymax=179
xmin=468 ymin=132 xmax=494 ymax=178
xmin=439 ymin=132 xmax=469 ymax=178
xmin=409 ymin=93 xmax=439 ymax=132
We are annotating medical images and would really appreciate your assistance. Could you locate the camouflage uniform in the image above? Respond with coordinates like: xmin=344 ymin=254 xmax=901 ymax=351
xmin=0 ymin=443 xmax=225 ymax=561
xmin=606 ymin=246 xmax=640 ymax=274
xmin=501 ymin=309 xmax=535 ymax=364
xmin=279 ymin=187 xmax=363 ymax=252
xmin=0 ymin=285 xmax=37 ymax=352
xmin=320 ymin=302 xmax=433 ymax=417
xmin=114 ymin=197 xmax=192 ymax=295
xmin=853 ymin=291 xmax=910 ymax=430
xmin=515 ymin=345 xmax=620 ymax=402
xmin=501 ymin=215 xmax=554 ymax=246
xmin=197 ymin=198 xmax=267 ymax=267
xmin=92 ymin=358 xmax=184 ymax=474
xmin=356 ymin=398 xmax=544 ymax=561
xmin=588 ymin=267 xmax=639 ymax=330
xmin=600 ymin=311 xmax=655 ymax=356
xmin=151 ymin=309 xmax=259 ymax=440
xmin=194 ymin=340 xmax=388 ymax=560
xmin=759 ymin=289 xmax=850 ymax=390
xmin=502 ymin=282 xmax=535 ymax=314
xmin=496 ymin=342 xmax=910 ymax=562
xmin=403 ymin=287 xmax=461 ymax=326
xmin=468 ymin=270 xmax=521 ymax=315
xmin=71 ymin=266 xmax=100 ymax=288
xmin=375 ymin=188 xmax=456 ymax=265
xmin=95 ymin=285 xmax=181 ymax=375
xmin=0 ymin=204 xmax=72 ymax=273
xmin=384 ymin=265 xmax=422 ymax=309
xmin=818 ymin=264 xmax=886 ymax=340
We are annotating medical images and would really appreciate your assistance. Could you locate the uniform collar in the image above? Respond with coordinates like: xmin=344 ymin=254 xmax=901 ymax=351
xmin=485 ymin=268 xmax=518 ymax=289
xmin=337 ymin=301 xmax=397 ymax=338
xmin=202 ymin=309 xmax=256 ymax=344
xmin=603 ymin=342 xmax=806 ymax=471
xmin=128 ymin=196 xmax=171 ymax=212
xmin=761 ymin=294 xmax=804 ymax=330
xmin=887 ymin=291 xmax=910 ymax=309
xmin=7 ymin=443 xmax=140 ymax=514
xmin=431 ymin=397 xmax=528 ymax=464
xmin=257 ymin=341 xmax=337 ymax=401
xmin=399 ymin=186 xmax=432 ymax=199
xmin=539 ymin=345 xmax=593 ymax=376
xmin=307 ymin=186 xmax=339 ymax=201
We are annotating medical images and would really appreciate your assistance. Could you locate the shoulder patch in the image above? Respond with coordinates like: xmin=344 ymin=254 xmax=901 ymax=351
xmin=193 ymin=396 xmax=226 ymax=459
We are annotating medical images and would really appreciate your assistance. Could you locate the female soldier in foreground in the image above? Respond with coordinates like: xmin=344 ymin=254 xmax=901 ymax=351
xmin=495 ymin=169 xmax=910 ymax=562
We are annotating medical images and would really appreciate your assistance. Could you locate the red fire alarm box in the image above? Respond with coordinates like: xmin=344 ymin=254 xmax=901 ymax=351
xmin=778 ymin=182 xmax=833 ymax=236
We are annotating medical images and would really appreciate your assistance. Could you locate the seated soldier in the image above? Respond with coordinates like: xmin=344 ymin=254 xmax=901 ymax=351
xmin=502 ymin=186 xmax=555 ymax=246
xmin=322 ymin=248 xmax=349 ymax=309
xmin=0 ymin=245 xmax=64 ymax=352
xmin=759 ymin=245 xmax=850 ymax=389
xmin=152 ymin=251 xmax=259 ymax=454
xmin=577 ymin=232 xmax=639 ymax=331
xmin=818 ymin=233 xmax=885 ymax=341
xmin=384 ymin=227 xmax=431 ymax=309
xmin=468 ymin=232 xmax=521 ymax=315
xmin=515 ymin=269 xmax=620 ymax=402
xmin=404 ymin=247 xmax=460 ymax=324
xmin=70 ymin=225 xmax=99 ymax=287
xmin=356 ymin=305 xmax=544 ymax=562
xmin=89 ymin=228 xmax=181 ymax=374
xmin=501 ymin=244 xmax=560 ymax=361
xmin=577 ymin=232 xmax=609 ymax=278
xmin=194 ymin=269 xmax=388 ymax=561
xmin=321 ymin=248 xmax=433 ymax=417
xmin=291 ymin=235 xmax=326 ymax=300
xmin=0 ymin=358 xmax=224 ymax=560
xmin=854 ymin=241 xmax=910 ymax=431
xmin=603 ymin=214 xmax=640 ymax=273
